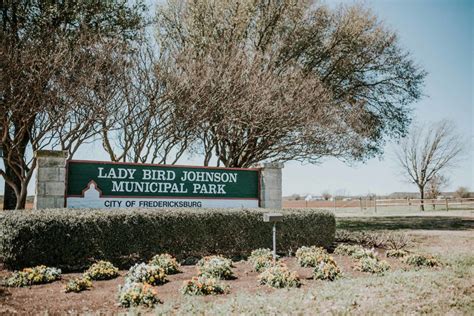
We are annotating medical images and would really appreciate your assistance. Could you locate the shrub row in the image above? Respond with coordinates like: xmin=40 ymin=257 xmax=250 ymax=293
xmin=0 ymin=208 xmax=335 ymax=271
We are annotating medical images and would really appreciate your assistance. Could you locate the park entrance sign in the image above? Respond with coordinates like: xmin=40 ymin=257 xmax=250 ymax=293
xmin=66 ymin=160 xmax=260 ymax=208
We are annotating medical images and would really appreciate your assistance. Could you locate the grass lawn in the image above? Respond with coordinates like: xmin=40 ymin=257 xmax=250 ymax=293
xmin=1 ymin=214 xmax=473 ymax=314
xmin=337 ymin=214 xmax=474 ymax=231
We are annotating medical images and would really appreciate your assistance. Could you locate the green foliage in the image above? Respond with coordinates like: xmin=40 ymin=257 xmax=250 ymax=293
xmin=0 ymin=208 xmax=336 ymax=271
xmin=2 ymin=1 xmax=146 ymax=44
xmin=352 ymin=248 xmax=378 ymax=260
xmin=314 ymin=258 xmax=342 ymax=281
xmin=403 ymin=254 xmax=441 ymax=267
xmin=149 ymin=254 xmax=180 ymax=274
xmin=386 ymin=249 xmax=409 ymax=258
xmin=65 ymin=277 xmax=92 ymax=293
xmin=5 ymin=265 xmax=61 ymax=287
xmin=181 ymin=275 xmax=229 ymax=296
xmin=295 ymin=246 xmax=328 ymax=267
xmin=126 ymin=263 xmax=167 ymax=286
xmin=118 ymin=282 xmax=161 ymax=308
xmin=83 ymin=260 xmax=119 ymax=280
xmin=258 ymin=264 xmax=301 ymax=288
xmin=334 ymin=244 xmax=364 ymax=256
xmin=248 ymin=248 xmax=275 ymax=272
xmin=355 ymin=257 xmax=391 ymax=275
xmin=197 ymin=256 xmax=234 ymax=279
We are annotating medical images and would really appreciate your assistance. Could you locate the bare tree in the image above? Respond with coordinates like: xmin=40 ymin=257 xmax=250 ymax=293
xmin=1 ymin=1 xmax=145 ymax=209
xmin=395 ymin=120 xmax=463 ymax=210
xmin=426 ymin=174 xmax=449 ymax=210
xmin=426 ymin=174 xmax=448 ymax=199
xmin=455 ymin=186 xmax=470 ymax=198
xmin=322 ymin=191 xmax=332 ymax=201
xmin=157 ymin=0 xmax=426 ymax=167
xmin=1 ymin=34 xmax=132 ymax=209
xmin=99 ymin=38 xmax=193 ymax=164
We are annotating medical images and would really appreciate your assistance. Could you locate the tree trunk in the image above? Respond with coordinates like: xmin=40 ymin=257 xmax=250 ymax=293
xmin=3 ymin=164 xmax=19 ymax=210
xmin=3 ymin=123 xmax=31 ymax=210
xmin=419 ymin=186 xmax=425 ymax=211
xmin=15 ymin=182 xmax=28 ymax=210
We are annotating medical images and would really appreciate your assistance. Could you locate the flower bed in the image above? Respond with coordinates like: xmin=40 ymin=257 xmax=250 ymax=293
xmin=258 ymin=264 xmax=300 ymax=288
xmin=118 ymin=282 xmax=161 ymax=307
xmin=149 ymin=254 xmax=180 ymax=274
xmin=181 ymin=276 xmax=229 ymax=295
xmin=295 ymin=246 xmax=329 ymax=267
xmin=248 ymin=248 xmax=275 ymax=272
xmin=5 ymin=265 xmax=61 ymax=287
xmin=197 ymin=256 xmax=234 ymax=279
xmin=126 ymin=263 xmax=167 ymax=285
xmin=65 ymin=277 xmax=92 ymax=293
xmin=84 ymin=261 xmax=119 ymax=280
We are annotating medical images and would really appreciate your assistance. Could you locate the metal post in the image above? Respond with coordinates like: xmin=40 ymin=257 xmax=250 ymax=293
xmin=359 ymin=197 xmax=363 ymax=212
xmin=272 ymin=223 xmax=277 ymax=260
xmin=334 ymin=197 xmax=336 ymax=212
xmin=445 ymin=198 xmax=449 ymax=212
xmin=374 ymin=196 xmax=377 ymax=213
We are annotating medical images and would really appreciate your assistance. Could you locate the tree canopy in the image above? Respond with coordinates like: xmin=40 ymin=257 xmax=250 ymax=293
xmin=157 ymin=0 xmax=426 ymax=167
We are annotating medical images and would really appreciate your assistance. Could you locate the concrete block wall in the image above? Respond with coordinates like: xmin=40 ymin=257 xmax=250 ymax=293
xmin=34 ymin=150 xmax=68 ymax=209
xmin=260 ymin=162 xmax=284 ymax=209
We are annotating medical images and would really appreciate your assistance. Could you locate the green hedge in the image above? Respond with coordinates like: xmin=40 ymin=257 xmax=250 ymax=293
xmin=0 ymin=208 xmax=335 ymax=271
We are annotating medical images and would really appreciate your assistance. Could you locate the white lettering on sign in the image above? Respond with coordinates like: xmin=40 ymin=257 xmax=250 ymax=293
xmin=98 ymin=167 xmax=136 ymax=180
xmin=192 ymin=183 xmax=226 ymax=194
xmin=181 ymin=171 xmax=237 ymax=183
xmin=142 ymin=169 xmax=176 ymax=181
xmin=111 ymin=181 xmax=189 ymax=193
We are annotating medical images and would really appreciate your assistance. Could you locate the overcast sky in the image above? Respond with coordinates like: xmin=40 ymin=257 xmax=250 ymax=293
xmin=1 ymin=0 xmax=473 ymax=197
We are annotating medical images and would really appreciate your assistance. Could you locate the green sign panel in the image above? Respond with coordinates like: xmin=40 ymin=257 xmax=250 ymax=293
xmin=66 ymin=160 xmax=260 ymax=208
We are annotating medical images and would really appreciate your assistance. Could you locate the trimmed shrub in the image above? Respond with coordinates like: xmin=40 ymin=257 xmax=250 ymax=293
xmin=248 ymin=248 xmax=275 ymax=272
xmin=0 ymin=208 xmax=335 ymax=271
xmin=386 ymin=249 xmax=409 ymax=258
xmin=84 ymin=260 xmax=119 ymax=280
xmin=355 ymin=257 xmax=390 ymax=275
xmin=313 ymin=258 xmax=342 ymax=281
xmin=197 ymin=256 xmax=234 ymax=279
xmin=65 ymin=277 xmax=92 ymax=293
xmin=295 ymin=246 xmax=328 ymax=267
xmin=258 ymin=264 xmax=300 ymax=288
xmin=403 ymin=254 xmax=441 ymax=267
xmin=118 ymin=282 xmax=161 ymax=308
xmin=5 ymin=265 xmax=61 ymax=287
xmin=126 ymin=263 xmax=167 ymax=285
xmin=149 ymin=254 xmax=180 ymax=274
xmin=181 ymin=276 xmax=229 ymax=295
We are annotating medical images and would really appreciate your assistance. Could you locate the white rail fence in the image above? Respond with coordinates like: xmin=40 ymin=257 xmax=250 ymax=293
xmin=284 ymin=197 xmax=474 ymax=213
xmin=342 ymin=197 xmax=474 ymax=213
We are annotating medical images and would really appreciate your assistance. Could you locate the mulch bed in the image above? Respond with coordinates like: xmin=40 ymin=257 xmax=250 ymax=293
xmin=0 ymin=250 xmax=407 ymax=314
